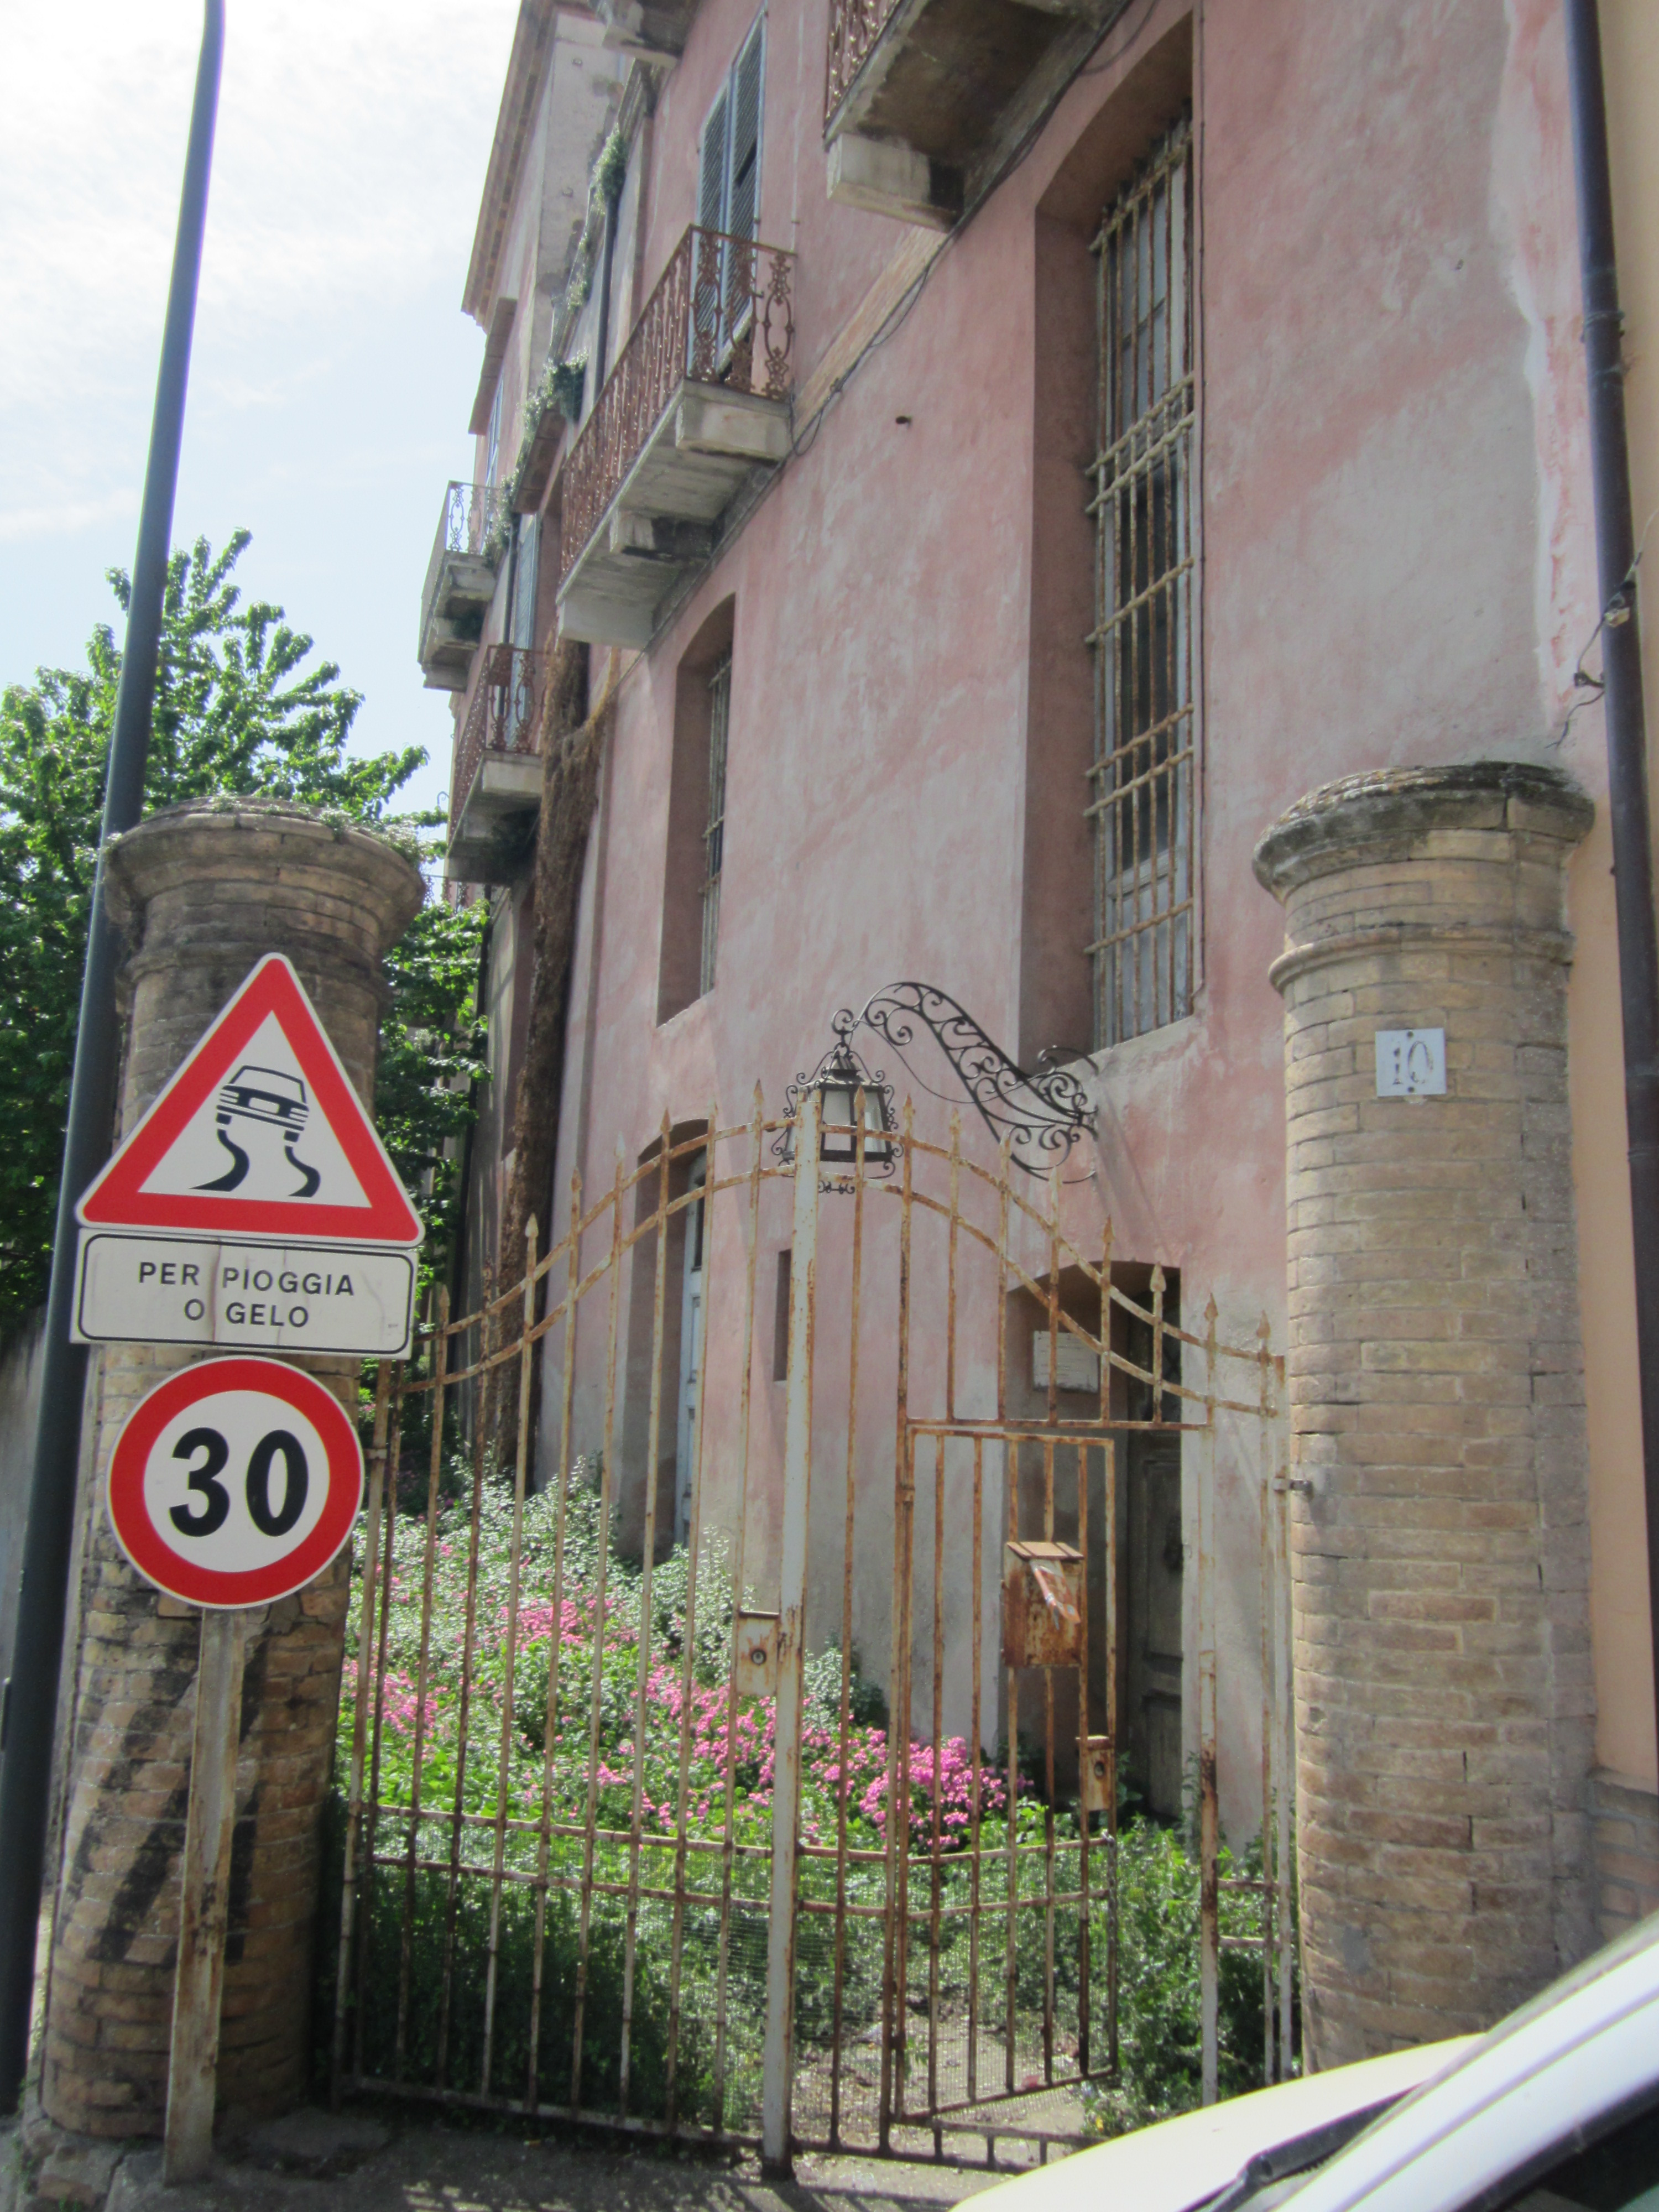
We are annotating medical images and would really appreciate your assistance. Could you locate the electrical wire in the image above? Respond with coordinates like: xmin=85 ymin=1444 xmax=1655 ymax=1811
xmin=1551 ymin=505 xmax=1658 ymax=751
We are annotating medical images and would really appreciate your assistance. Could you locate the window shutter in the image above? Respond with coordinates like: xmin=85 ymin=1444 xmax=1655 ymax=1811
xmin=698 ymin=88 xmax=730 ymax=236
xmin=727 ymin=21 xmax=764 ymax=245
xmin=696 ymin=87 xmax=731 ymax=353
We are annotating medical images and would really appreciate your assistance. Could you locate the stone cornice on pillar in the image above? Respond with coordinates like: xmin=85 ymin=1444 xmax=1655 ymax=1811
xmin=103 ymin=800 xmax=424 ymax=1061
xmin=105 ymin=797 xmax=423 ymax=957
xmin=1253 ymin=761 xmax=1594 ymax=999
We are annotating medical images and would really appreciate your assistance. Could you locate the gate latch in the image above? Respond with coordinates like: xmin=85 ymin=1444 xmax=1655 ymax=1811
xmin=734 ymin=1611 xmax=780 ymax=1697
xmin=1001 ymin=1541 xmax=1083 ymax=1668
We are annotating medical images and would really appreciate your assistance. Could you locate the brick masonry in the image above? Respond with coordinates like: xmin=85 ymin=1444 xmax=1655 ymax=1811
xmin=40 ymin=800 xmax=422 ymax=2138
xmin=1254 ymin=761 xmax=1598 ymax=2066
xmin=1588 ymin=1768 xmax=1659 ymax=1939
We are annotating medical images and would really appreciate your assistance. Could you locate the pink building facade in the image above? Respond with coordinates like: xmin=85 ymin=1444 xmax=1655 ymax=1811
xmin=420 ymin=0 xmax=1659 ymax=2058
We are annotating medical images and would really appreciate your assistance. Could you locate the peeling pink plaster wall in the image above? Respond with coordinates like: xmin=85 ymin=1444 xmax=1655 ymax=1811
xmin=526 ymin=0 xmax=1632 ymax=1821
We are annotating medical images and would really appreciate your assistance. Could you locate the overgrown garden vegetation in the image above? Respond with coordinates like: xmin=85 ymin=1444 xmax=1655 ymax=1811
xmin=328 ymin=1460 xmax=1289 ymax=2136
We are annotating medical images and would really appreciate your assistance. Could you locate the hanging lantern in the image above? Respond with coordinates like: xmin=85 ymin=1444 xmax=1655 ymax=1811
xmin=774 ymin=982 xmax=1096 ymax=1187
xmin=776 ymin=1015 xmax=896 ymax=1180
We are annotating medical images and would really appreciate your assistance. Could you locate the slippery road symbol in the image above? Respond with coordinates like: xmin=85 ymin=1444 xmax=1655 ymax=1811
xmin=196 ymin=1065 xmax=322 ymax=1198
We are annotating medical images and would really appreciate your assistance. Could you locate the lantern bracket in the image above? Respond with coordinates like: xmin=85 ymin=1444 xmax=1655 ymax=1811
xmin=776 ymin=982 xmax=1097 ymax=1180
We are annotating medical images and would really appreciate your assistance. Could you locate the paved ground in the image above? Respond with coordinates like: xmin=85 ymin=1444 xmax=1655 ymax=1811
xmin=6 ymin=2104 xmax=1034 ymax=2212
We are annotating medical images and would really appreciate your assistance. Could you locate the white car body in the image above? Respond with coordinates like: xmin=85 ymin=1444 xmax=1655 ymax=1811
xmin=982 ymin=1913 xmax=1659 ymax=2211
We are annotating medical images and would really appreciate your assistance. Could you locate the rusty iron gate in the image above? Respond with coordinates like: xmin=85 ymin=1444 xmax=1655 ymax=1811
xmin=330 ymin=1092 xmax=1293 ymax=2167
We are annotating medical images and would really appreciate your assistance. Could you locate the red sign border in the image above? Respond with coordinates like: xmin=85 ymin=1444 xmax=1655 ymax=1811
xmin=77 ymin=953 xmax=421 ymax=1246
xmin=107 ymin=1356 xmax=364 ymax=1609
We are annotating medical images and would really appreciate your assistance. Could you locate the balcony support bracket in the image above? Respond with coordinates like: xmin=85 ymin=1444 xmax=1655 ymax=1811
xmin=826 ymin=133 xmax=961 ymax=228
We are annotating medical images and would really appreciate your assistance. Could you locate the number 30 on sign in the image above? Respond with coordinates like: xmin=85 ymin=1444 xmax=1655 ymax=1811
xmin=107 ymin=1357 xmax=363 ymax=1608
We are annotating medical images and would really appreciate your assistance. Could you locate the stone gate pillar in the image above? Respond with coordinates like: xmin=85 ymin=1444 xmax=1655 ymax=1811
xmin=41 ymin=798 xmax=421 ymax=2137
xmin=1253 ymin=762 xmax=1597 ymax=2065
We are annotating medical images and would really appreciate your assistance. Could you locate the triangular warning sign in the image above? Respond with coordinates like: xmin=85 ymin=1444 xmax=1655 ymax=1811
xmin=79 ymin=954 xmax=422 ymax=1246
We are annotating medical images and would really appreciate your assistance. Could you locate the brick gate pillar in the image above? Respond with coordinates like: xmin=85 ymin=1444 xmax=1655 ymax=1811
xmin=1253 ymin=761 xmax=1597 ymax=2066
xmin=41 ymin=798 xmax=422 ymax=2137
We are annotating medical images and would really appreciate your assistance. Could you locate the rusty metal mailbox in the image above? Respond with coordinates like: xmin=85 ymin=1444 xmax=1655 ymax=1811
xmin=1002 ymin=1540 xmax=1083 ymax=1668
xmin=1081 ymin=1734 xmax=1114 ymax=1814
xmin=733 ymin=1610 xmax=780 ymax=1697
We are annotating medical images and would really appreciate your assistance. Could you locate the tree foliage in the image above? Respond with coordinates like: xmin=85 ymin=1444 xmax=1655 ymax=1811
xmin=0 ymin=531 xmax=483 ymax=1338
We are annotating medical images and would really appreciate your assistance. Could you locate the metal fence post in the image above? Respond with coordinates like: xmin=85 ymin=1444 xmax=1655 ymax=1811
xmin=761 ymin=1091 xmax=820 ymax=2173
xmin=1198 ymin=1297 xmax=1220 ymax=2106
xmin=164 ymin=1606 xmax=247 ymax=2183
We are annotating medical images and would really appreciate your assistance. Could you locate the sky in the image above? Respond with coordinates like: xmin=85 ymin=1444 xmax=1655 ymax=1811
xmin=1 ymin=1 xmax=521 ymax=819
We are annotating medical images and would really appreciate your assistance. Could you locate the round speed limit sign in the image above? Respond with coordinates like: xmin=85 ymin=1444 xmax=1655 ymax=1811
xmin=107 ymin=1356 xmax=363 ymax=1608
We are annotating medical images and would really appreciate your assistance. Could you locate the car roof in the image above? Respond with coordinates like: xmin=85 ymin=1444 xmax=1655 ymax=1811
xmin=1276 ymin=1912 xmax=1659 ymax=2212
xmin=227 ymin=1065 xmax=304 ymax=1092
xmin=978 ymin=1917 xmax=1659 ymax=2212
xmin=975 ymin=2040 xmax=1472 ymax=2211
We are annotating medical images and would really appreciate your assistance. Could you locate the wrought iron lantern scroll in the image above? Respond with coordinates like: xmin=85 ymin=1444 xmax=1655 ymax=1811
xmin=777 ymin=1013 xmax=898 ymax=1189
xmin=776 ymin=982 xmax=1096 ymax=1182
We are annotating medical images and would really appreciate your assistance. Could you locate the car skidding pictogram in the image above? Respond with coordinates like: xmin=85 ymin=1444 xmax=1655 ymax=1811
xmin=198 ymin=1064 xmax=322 ymax=1197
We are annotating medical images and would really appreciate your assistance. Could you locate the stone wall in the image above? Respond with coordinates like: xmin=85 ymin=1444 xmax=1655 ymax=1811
xmin=40 ymin=801 xmax=421 ymax=2138
xmin=1255 ymin=762 xmax=1597 ymax=2065
xmin=1588 ymin=1770 xmax=1659 ymax=1938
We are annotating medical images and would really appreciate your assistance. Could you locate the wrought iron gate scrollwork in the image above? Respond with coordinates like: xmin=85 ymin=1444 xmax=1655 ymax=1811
xmin=330 ymin=1089 xmax=1293 ymax=2169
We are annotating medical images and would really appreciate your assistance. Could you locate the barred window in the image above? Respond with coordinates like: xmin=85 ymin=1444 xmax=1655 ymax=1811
xmin=700 ymin=653 xmax=732 ymax=997
xmin=1089 ymin=116 xmax=1195 ymax=1047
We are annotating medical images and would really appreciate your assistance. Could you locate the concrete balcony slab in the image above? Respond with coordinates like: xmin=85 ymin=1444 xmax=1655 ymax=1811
xmin=418 ymin=484 xmax=510 ymax=688
xmin=557 ymin=382 xmax=790 ymax=649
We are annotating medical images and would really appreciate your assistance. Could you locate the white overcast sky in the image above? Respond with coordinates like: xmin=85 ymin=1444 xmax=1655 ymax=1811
xmin=1 ymin=2 xmax=520 ymax=818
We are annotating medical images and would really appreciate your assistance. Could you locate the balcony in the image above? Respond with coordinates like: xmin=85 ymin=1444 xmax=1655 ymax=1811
xmin=555 ymin=225 xmax=795 ymax=650
xmin=446 ymin=645 xmax=548 ymax=882
xmin=589 ymin=0 xmax=700 ymax=56
xmin=419 ymin=482 xmax=513 ymax=690
xmin=823 ymin=0 xmax=1104 ymax=225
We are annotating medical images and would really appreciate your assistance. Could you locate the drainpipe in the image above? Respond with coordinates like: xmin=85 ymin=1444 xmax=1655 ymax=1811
xmin=1564 ymin=0 xmax=1659 ymax=1770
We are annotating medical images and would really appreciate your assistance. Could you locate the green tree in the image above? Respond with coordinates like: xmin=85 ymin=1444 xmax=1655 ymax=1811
xmin=0 ymin=530 xmax=484 ymax=1338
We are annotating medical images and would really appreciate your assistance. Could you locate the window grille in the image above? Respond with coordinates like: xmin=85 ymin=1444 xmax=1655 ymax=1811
xmin=700 ymin=653 xmax=732 ymax=995
xmin=1089 ymin=114 xmax=1195 ymax=1047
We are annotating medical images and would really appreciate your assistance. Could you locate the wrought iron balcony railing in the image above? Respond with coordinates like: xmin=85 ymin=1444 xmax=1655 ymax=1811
xmin=419 ymin=481 xmax=514 ymax=687
xmin=558 ymin=225 xmax=796 ymax=588
xmin=449 ymin=644 xmax=549 ymax=842
xmin=826 ymin=0 xmax=901 ymax=127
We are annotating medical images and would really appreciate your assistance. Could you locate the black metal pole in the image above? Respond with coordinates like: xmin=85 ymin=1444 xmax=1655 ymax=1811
xmin=1564 ymin=0 xmax=1659 ymax=1774
xmin=0 ymin=1 xmax=223 ymax=2115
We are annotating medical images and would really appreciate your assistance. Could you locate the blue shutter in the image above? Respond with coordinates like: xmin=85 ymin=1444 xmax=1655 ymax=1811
xmin=698 ymin=86 xmax=730 ymax=235
xmin=727 ymin=19 xmax=764 ymax=246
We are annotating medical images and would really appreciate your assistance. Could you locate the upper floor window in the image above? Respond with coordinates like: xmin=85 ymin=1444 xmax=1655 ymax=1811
xmin=698 ymin=15 xmax=765 ymax=248
xmin=700 ymin=653 xmax=732 ymax=996
xmin=1089 ymin=113 xmax=1195 ymax=1048
xmin=509 ymin=515 xmax=539 ymax=649
xmin=658 ymin=601 xmax=736 ymax=1024
xmin=485 ymin=377 xmax=503 ymax=488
